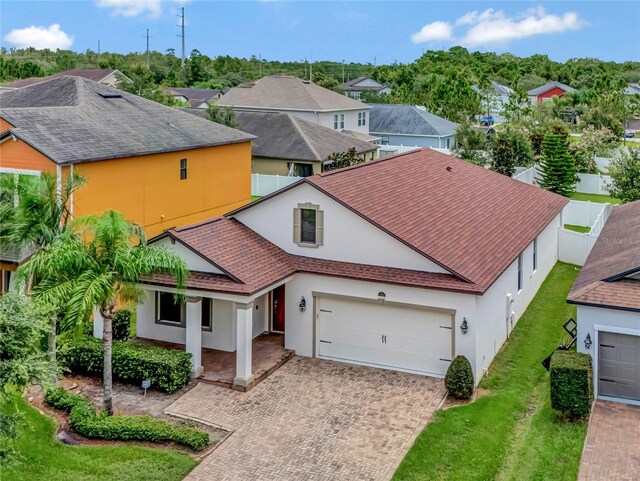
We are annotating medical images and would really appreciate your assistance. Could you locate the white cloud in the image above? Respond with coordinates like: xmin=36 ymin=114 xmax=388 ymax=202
xmin=3 ymin=24 xmax=74 ymax=50
xmin=411 ymin=21 xmax=453 ymax=44
xmin=96 ymin=0 xmax=188 ymax=18
xmin=459 ymin=7 xmax=585 ymax=47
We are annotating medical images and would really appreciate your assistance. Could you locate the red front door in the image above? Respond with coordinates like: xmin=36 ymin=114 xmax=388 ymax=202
xmin=272 ymin=285 xmax=285 ymax=332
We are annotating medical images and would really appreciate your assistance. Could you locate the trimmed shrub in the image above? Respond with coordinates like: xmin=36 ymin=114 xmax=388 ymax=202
xmin=550 ymin=350 xmax=593 ymax=419
xmin=112 ymin=309 xmax=132 ymax=341
xmin=45 ymin=387 xmax=209 ymax=451
xmin=445 ymin=355 xmax=475 ymax=400
xmin=59 ymin=337 xmax=191 ymax=393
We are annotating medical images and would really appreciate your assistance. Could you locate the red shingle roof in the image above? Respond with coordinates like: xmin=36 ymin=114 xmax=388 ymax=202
xmin=568 ymin=201 xmax=640 ymax=311
xmin=145 ymin=217 xmax=482 ymax=296
xmin=305 ymin=149 xmax=568 ymax=290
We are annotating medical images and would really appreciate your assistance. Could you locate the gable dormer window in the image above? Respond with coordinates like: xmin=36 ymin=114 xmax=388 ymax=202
xmin=293 ymin=203 xmax=324 ymax=248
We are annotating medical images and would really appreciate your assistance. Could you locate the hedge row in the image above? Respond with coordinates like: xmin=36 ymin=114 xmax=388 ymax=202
xmin=59 ymin=337 xmax=192 ymax=393
xmin=45 ymin=387 xmax=209 ymax=451
xmin=550 ymin=350 xmax=593 ymax=419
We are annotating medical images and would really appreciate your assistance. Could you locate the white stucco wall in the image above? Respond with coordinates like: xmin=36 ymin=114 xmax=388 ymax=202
xmin=232 ymin=107 xmax=369 ymax=134
xmin=234 ymin=182 xmax=449 ymax=273
xmin=576 ymin=305 xmax=640 ymax=400
xmin=154 ymin=236 xmax=223 ymax=274
xmin=474 ymin=213 xmax=561 ymax=378
xmin=283 ymin=273 xmax=480 ymax=381
xmin=136 ymin=288 xmax=237 ymax=351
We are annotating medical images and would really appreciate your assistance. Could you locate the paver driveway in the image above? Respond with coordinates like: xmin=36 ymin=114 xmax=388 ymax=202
xmin=165 ymin=356 xmax=445 ymax=481
xmin=579 ymin=400 xmax=640 ymax=481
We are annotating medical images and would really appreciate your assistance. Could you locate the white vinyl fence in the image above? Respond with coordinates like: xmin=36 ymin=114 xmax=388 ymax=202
xmin=558 ymin=200 xmax=613 ymax=266
xmin=251 ymin=173 xmax=302 ymax=197
xmin=512 ymin=166 xmax=612 ymax=195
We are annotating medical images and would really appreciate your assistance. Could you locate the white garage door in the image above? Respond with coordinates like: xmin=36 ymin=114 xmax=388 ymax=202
xmin=316 ymin=297 xmax=453 ymax=376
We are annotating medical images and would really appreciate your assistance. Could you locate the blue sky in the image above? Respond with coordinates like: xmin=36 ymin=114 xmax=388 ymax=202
xmin=2 ymin=1 xmax=639 ymax=64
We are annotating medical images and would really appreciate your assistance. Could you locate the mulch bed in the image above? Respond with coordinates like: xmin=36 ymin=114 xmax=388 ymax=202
xmin=27 ymin=375 xmax=229 ymax=458
xmin=441 ymin=387 xmax=490 ymax=410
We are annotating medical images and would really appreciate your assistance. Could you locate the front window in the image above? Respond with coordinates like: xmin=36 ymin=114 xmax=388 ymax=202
xmin=340 ymin=113 xmax=345 ymax=129
xmin=300 ymin=209 xmax=316 ymax=244
xmin=358 ymin=112 xmax=367 ymax=126
xmin=292 ymin=163 xmax=314 ymax=177
xmin=333 ymin=114 xmax=339 ymax=130
xmin=156 ymin=291 xmax=183 ymax=325
xmin=201 ymin=298 xmax=213 ymax=331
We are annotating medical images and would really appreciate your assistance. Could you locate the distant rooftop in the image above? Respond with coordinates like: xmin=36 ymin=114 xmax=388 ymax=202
xmin=218 ymin=74 xmax=367 ymax=112
xmin=2 ymin=68 xmax=130 ymax=89
xmin=527 ymin=81 xmax=575 ymax=96
xmin=368 ymin=104 xmax=458 ymax=137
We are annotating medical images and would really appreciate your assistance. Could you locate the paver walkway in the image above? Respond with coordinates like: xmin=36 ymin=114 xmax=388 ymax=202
xmin=165 ymin=356 xmax=445 ymax=481
xmin=579 ymin=400 xmax=640 ymax=480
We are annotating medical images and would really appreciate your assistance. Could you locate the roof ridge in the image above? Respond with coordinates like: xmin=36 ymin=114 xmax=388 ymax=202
xmin=172 ymin=216 xmax=227 ymax=232
xmin=288 ymin=114 xmax=322 ymax=161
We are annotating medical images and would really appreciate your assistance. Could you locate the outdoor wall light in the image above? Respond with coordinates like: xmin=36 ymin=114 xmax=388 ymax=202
xmin=461 ymin=318 xmax=469 ymax=334
xmin=584 ymin=333 xmax=592 ymax=350
xmin=299 ymin=296 xmax=306 ymax=312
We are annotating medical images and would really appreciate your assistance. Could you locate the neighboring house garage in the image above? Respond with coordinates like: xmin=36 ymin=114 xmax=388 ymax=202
xmin=569 ymin=200 xmax=640 ymax=405
xmin=316 ymin=296 xmax=453 ymax=376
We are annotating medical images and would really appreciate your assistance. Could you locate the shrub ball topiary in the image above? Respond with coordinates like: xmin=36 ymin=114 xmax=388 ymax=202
xmin=112 ymin=309 xmax=132 ymax=341
xmin=445 ymin=355 xmax=475 ymax=400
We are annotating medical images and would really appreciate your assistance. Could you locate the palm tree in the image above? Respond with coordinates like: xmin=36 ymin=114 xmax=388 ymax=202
xmin=20 ymin=210 xmax=188 ymax=415
xmin=1 ymin=172 xmax=85 ymax=378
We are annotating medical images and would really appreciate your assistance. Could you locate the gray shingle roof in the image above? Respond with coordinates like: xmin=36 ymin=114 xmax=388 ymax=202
xmin=165 ymin=87 xmax=222 ymax=103
xmin=368 ymin=104 xmax=458 ymax=137
xmin=340 ymin=76 xmax=389 ymax=92
xmin=0 ymin=76 xmax=254 ymax=165
xmin=2 ymin=68 xmax=128 ymax=89
xmin=218 ymin=74 xmax=367 ymax=112
xmin=471 ymin=81 xmax=513 ymax=97
xmin=235 ymin=111 xmax=376 ymax=161
xmin=180 ymin=108 xmax=376 ymax=162
xmin=527 ymin=81 xmax=575 ymax=96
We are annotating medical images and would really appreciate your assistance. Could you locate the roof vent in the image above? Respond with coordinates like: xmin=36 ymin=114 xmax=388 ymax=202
xmin=99 ymin=92 xmax=123 ymax=99
xmin=446 ymin=166 xmax=452 ymax=172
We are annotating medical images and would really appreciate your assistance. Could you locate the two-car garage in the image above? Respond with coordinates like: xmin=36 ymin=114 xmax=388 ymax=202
xmin=315 ymin=296 xmax=454 ymax=377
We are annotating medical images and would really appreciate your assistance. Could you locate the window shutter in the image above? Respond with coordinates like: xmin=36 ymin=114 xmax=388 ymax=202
xmin=293 ymin=208 xmax=301 ymax=243
xmin=316 ymin=209 xmax=324 ymax=246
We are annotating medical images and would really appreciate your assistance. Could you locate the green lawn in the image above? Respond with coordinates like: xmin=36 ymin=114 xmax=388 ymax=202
xmin=251 ymin=196 xmax=261 ymax=202
xmin=564 ymin=224 xmax=591 ymax=233
xmin=1 ymin=396 xmax=197 ymax=481
xmin=570 ymin=192 xmax=621 ymax=204
xmin=393 ymin=263 xmax=587 ymax=481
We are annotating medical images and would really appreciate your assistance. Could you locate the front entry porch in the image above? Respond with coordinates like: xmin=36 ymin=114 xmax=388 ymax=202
xmin=136 ymin=333 xmax=294 ymax=391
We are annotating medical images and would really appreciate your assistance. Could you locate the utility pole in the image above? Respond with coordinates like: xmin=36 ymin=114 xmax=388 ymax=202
xmin=177 ymin=7 xmax=185 ymax=67
xmin=342 ymin=59 xmax=345 ymax=83
xmin=259 ymin=53 xmax=262 ymax=77
xmin=98 ymin=40 xmax=101 ymax=62
xmin=144 ymin=28 xmax=151 ymax=68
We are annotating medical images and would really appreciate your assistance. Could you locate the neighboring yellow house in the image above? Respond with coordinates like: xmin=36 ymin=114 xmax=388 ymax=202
xmin=0 ymin=76 xmax=254 ymax=237
xmin=0 ymin=76 xmax=254 ymax=284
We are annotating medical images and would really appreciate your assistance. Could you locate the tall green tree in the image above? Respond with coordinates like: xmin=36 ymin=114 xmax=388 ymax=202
xmin=607 ymin=149 xmax=640 ymax=203
xmin=1 ymin=172 xmax=85 ymax=379
xmin=452 ymin=121 xmax=488 ymax=165
xmin=536 ymin=134 xmax=577 ymax=197
xmin=490 ymin=127 xmax=534 ymax=176
xmin=20 ymin=211 xmax=188 ymax=415
xmin=207 ymin=103 xmax=237 ymax=128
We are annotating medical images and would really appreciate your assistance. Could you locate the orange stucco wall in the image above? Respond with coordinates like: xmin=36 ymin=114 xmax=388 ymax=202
xmin=0 ymin=135 xmax=57 ymax=172
xmin=0 ymin=135 xmax=252 ymax=237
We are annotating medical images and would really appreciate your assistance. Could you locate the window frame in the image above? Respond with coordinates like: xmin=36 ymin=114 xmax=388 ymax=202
xmin=333 ymin=114 xmax=339 ymax=130
xmin=293 ymin=202 xmax=324 ymax=248
xmin=155 ymin=291 xmax=185 ymax=327
xmin=179 ymin=158 xmax=188 ymax=180
xmin=340 ymin=113 xmax=345 ymax=129
xmin=533 ymin=237 xmax=538 ymax=272
xmin=201 ymin=298 xmax=213 ymax=332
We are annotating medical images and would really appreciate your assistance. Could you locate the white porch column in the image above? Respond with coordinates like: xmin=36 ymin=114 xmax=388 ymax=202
xmin=185 ymin=296 xmax=204 ymax=377
xmin=93 ymin=307 xmax=104 ymax=339
xmin=234 ymin=302 xmax=254 ymax=387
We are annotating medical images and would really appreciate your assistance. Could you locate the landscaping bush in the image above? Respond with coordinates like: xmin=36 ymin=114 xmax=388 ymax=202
xmin=444 ymin=355 xmax=474 ymax=399
xmin=550 ymin=350 xmax=593 ymax=419
xmin=112 ymin=309 xmax=132 ymax=341
xmin=45 ymin=387 xmax=209 ymax=451
xmin=59 ymin=337 xmax=191 ymax=393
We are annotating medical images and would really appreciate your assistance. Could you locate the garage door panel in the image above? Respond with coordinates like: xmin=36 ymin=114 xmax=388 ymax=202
xmin=317 ymin=297 xmax=453 ymax=376
xmin=598 ymin=332 xmax=640 ymax=402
